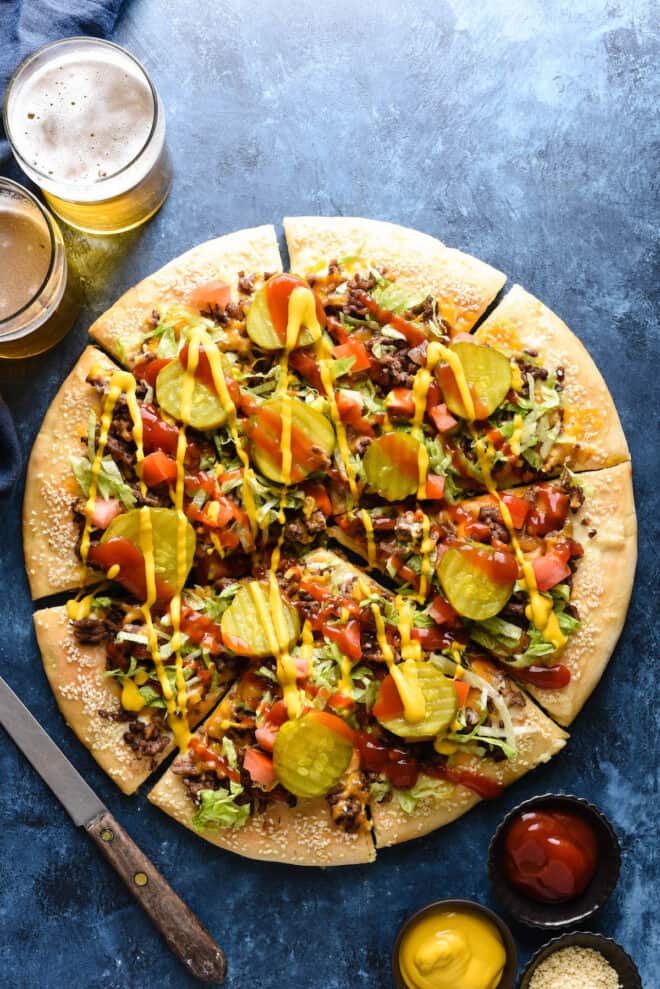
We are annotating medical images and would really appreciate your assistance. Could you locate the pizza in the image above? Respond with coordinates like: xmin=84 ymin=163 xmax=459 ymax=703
xmin=24 ymin=218 xmax=636 ymax=866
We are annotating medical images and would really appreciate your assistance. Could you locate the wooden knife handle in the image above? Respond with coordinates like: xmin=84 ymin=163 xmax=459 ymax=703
xmin=87 ymin=809 xmax=226 ymax=984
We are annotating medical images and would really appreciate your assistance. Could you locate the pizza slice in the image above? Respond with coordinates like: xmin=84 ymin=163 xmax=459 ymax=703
xmin=332 ymin=463 xmax=635 ymax=726
xmin=34 ymin=587 xmax=238 ymax=794
xmin=149 ymin=548 xmax=567 ymax=862
xmin=89 ymin=225 xmax=283 ymax=367
xmin=284 ymin=216 xmax=506 ymax=334
xmin=475 ymin=285 xmax=629 ymax=474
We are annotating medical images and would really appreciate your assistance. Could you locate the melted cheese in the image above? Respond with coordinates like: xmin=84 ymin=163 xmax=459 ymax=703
xmin=509 ymin=413 xmax=524 ymax=457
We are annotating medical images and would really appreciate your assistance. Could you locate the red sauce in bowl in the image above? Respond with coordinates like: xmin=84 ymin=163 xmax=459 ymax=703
xmin=504 ymin=809 xmax=598 ymax=902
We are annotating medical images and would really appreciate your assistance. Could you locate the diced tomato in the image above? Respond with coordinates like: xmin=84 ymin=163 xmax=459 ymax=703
xmin=267 ymin=700 xmax=289 ymax=726
xmin=303 ymin=483 xmax=333 ymax=517
xmin=428 ymin=402 xmax=458 ymax=433
xmin=429 ymin=594 xmax=461 ymax=627
xmin=289 ymin=349 xmax=324 ymax=391
xmin=386 ymin=388 xmax=415 ymax=419
xmin=141 ymin=451 xmax=178 ymax=488
xmin=254 ymin=725 xmax=278 ymax=752
xmin=533 ymin=550 xmax=571 ymax=591
xmin=243 ymin=747 xmax=276 ymax=789
xmin=425 ymin=380 xmax=442 ymax=411
xmin=502 ymin=493 xmax=531 ymax=529
xmin=306 ymin=710 xmax=356 ymax=745
xmin=422 ymin=474 xmax=445 ymax=500
xmin=453 ymin=679 xmax=471 ymax=708
xmin=328 ymin=691 xmax=354 ymax=710
xmin=185 ymin=495 xmax=236 ymax=530
xmin=463 ymin=521 xmax=491 ymax=542
xmin=335 ymin=389 xmax=373 ymax=435
xmin=132 ymin=357 xmax=172 ymax=388
xmin=324 ymin=619 xmax=362 ymax=661
xmin=295 ymin=657 xmax=310 ymax=680
xmin=89 ymin=498 xmax=122 ymax=529
xmin=373 ymin=675 xmax=404 ymax=721
xmin=189 ymin=280 xmax=231 ymax=312
xmin=513 ymin=664 xmax=571 ymax=689
xmin=332 ymin=340 xmax=372 ymax=373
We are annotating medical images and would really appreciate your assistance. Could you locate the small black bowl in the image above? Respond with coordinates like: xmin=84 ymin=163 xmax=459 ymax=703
xmin=488 ymin=793 xmax=621 ymax=929
xmin=391 ymin=898 xmax=517 ymax=989
xmin=519 ymin=931 xmax=642 ymax=988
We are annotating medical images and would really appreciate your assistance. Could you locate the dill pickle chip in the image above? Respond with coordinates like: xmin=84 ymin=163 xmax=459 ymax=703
xmin=273 ymin=715 xmax=353 ymax=798
xmin=248 ymin=396 xmax=335 ymax=484
xmin=362 ymin=432 xmax=421 ymax=501
xmin=438 ymin=542 xmax=516 ymax=620
xmin=102 ymin=507 xmax=195 ymax=593
xmin=155 ymin=359 xmax=228 ymax=431
xmin=443 ymin=341 xmax=512 ymax=419
xmin=377 ymin=661 xmax=458 ymax=739
xmin=246 ymin=279 xmax=317 ymax=351
xmin=220 ymin=580 xmax=301 ymax=657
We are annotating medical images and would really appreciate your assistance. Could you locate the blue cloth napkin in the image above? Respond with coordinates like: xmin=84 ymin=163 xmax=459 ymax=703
xmin=0 ymin=0 xmax=127 ymax=495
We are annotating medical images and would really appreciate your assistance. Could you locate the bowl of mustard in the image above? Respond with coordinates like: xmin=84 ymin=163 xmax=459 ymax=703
xmin=392 ymin=899 xmax=517 ymax=989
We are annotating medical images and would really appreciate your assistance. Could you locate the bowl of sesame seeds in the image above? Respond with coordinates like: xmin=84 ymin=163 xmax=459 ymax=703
xmin=518 ymin=931 xmax=642 ymax=989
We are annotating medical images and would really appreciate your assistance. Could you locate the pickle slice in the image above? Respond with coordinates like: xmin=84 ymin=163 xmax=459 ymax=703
xmin=363 ymin=432 xmax=421 ymax=501
xmin=438 ymin=542 xmax=515 ymax=620
xmin=246 ymin=279 xmax=317 ymax=351
xmin=155 ymin=359 xmax=228 ymax=431
xmin=248 ymin=396 xmax=335 ymax=484
xmin=273 ymin=714 xmax=353 ymax=798
xmin=102 ymin=507 xmax=196 ymax=593
xmin=442 ymin=341 xmax=512 ymax=419
xmin=377 ymin=661 xmax=457 ymax=739
xmin=220 ymin=581 xmax=301 ymax=657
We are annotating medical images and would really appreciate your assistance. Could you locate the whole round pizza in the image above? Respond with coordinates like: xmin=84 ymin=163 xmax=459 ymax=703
xmin=24 ymin=218 xmax=636 ymax=866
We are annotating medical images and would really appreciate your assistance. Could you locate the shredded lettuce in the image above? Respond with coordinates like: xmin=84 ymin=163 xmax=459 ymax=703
xmin=394 ymin=776 xmax=454 ymax=814
xmin=71 ymin=455 xmax=136 ymax=508
xmin=104 ymin=657 xmax=139 ymax=682
xmin=372 ymin=282 xmax=429 ymax=314
xmin=369 ymin=778 xmax=391 ymax=803
xmin=330 ymin=356 xmax=356 ymax=378
xmin=156 ymin=323 xmax=178 ymax=359
xmin=221 ymin=736 xmax=239 ymax=770
xmin=192 ymin=783 xmax=250 ymax=831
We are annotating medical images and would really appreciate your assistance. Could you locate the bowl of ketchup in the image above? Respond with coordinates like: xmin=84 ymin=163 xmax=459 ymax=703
xmin=488 ymin=794 xmax=621 ymax=928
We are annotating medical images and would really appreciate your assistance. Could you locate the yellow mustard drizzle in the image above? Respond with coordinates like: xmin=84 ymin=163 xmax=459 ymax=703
xmin=66 ymin=592 xmax=96 ymax=621
xmin=360 ymin=508 xmax=377 ymax=567
xmin=318 ymin=356 xmax=359 ymax=504
xmin=79 ymin=370 xmax=144 ymax=569
xmin=418 ymin=511 xmax=434 ymax=602
xmin=438 ymin=345 xmax=565 ymax=652
xmin=268 ymin=574 xmax=302 ymax=718
xmin=138 ymin=506 xmax=190 ymax=749
xmin=370 ymin=602 xmax=425 ymax=724
xmin=471 ymin=429 xmax=566 ymax=651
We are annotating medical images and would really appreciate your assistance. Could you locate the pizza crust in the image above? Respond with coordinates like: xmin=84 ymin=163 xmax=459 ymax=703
xmin=475 ymin=284 xmax=630 ymax=472
xmin=34 ymin=606 xmax=231 ymax=795
xmin=521 ymin=462 xmax=636 ymax=725
xmin=23 ymin=345 xmax=119 ymax=601
xmin=284 ymin=216 xmax=506 ymax=333
xmin=89 ymin=225 xmax=283 ymax=366
xmin=370 ymin=689 xmax=568 ymax=848
xmin=148 ymin=770 xmax=375 ymax=866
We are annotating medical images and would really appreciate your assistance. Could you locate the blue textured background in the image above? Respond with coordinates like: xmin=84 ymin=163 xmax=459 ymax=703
xmin=0 ymin=2 xmax=658 ymax=987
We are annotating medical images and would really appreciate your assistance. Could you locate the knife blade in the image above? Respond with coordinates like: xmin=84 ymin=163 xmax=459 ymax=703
xmin=0 ymin=676 xmax=226 ymax=984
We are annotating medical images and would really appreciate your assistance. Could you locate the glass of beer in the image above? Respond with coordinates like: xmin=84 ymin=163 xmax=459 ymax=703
xmin=0 ymin=177 xmax=79 ymax=358
xmin=3 ymin=37 xmax=172 ymax=235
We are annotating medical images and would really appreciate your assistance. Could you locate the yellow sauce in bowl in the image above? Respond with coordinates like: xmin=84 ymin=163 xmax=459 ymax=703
xmin=398 ymin=909 xmax=506 ymax=989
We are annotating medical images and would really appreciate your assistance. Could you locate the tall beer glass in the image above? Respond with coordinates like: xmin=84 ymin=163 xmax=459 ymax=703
xmin=3 ymin=38 xmax=172 ymax=235
xmin=0 ymin=177 xmax=78 ymax=358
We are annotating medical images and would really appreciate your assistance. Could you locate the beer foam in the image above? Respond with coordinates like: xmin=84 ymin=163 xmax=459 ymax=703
xmin=8 ymin=48 xmax=154 ymax=185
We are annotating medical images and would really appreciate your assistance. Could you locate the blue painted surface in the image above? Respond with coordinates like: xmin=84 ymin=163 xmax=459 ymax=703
xmin=0 ymin=2 xmax=658 ymax=987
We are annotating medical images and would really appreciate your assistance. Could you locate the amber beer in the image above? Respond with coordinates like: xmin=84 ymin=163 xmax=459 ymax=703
xmin=0 ymin=178 xmax=78 ymax=358
xmin=4 ymin=38 xmax=171 ymax=235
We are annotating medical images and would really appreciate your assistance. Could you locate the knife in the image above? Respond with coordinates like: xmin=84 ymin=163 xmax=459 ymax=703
xmin=0 ymin=676 xmax=226 ymax=984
